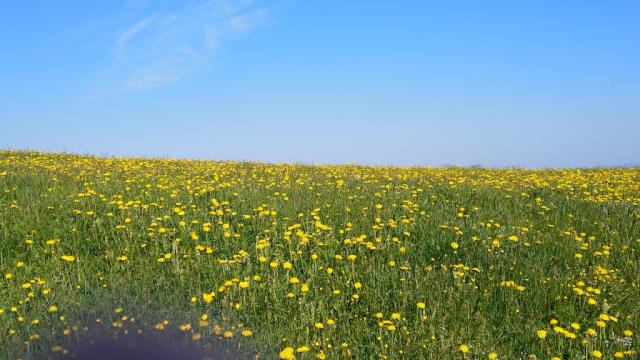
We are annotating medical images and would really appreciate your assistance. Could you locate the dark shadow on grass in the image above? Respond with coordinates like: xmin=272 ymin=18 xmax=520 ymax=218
xmin=52 ymin=331 xmax=243 ymax=360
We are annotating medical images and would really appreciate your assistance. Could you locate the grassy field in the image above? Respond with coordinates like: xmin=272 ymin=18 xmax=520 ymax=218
xmin=0 ymin=151 xmax=638 ymax=359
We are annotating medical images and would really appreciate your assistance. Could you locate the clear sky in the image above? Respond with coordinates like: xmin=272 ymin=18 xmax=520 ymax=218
xmin=1 ymin=1 xmax=639 ymax=167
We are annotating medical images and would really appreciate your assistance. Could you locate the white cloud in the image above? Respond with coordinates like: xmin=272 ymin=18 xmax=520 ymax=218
xmin=124 ymin=66 xmax=181 ymax=90
xmin=124 ymin=67 xmax=181 ymax=90
xmin=227 ymin=8 xmax=268 ymax=34
xmin=105 ymin=0 xmax=268 ymax=90
xmin=204 ymin=26 xmax=219 ymax=50
xmin=115 ymin=14 xmax=157 ymax=57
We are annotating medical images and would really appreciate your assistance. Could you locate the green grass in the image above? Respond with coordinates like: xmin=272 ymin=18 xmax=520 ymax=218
xmin=0 ymin=151 xmax=638 ymax=359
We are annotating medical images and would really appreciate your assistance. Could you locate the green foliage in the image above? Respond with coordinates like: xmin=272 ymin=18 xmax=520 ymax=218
xmin=0 ymin=151 xmax=638 ymax=359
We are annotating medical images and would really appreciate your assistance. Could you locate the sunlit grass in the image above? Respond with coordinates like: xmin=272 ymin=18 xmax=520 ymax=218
xmin=0 ymin=151 xmax=638 ymax=359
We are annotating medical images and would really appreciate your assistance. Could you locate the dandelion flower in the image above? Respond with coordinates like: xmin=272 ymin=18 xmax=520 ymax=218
xmin=296 ymin=346 xmax=310 ymax=353
xmin=279 ymin=347 xmax=295 ymax=360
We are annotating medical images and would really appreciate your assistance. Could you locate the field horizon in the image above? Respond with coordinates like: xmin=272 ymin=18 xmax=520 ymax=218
xmin=2 ymin=149 xmax=639 ymax=170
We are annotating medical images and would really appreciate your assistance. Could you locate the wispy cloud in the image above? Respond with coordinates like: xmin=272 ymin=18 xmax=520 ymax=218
xmin=104 ymin=0 xmax=268 ymax=90
xmin=227 ymin=8 xmax=269 ymax=33
xmin=115 ymin=14 xmax=157 ymax=58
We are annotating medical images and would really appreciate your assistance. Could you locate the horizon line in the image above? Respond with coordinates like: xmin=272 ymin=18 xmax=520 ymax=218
xmin=1 ymin=148 xmax=638 ymax=170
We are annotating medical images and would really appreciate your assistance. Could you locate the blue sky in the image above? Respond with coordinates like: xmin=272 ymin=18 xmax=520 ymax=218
xmin=1 ymin=0 xmax=639 ymax=167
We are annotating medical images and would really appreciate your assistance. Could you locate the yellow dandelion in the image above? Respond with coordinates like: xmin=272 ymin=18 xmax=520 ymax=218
xmin=279 ymin=347 xmax=295 ymax=360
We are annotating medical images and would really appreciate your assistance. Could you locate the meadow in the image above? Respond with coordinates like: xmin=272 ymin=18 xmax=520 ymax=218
xmin=0 ymin=150 xmax=638 ymax=359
